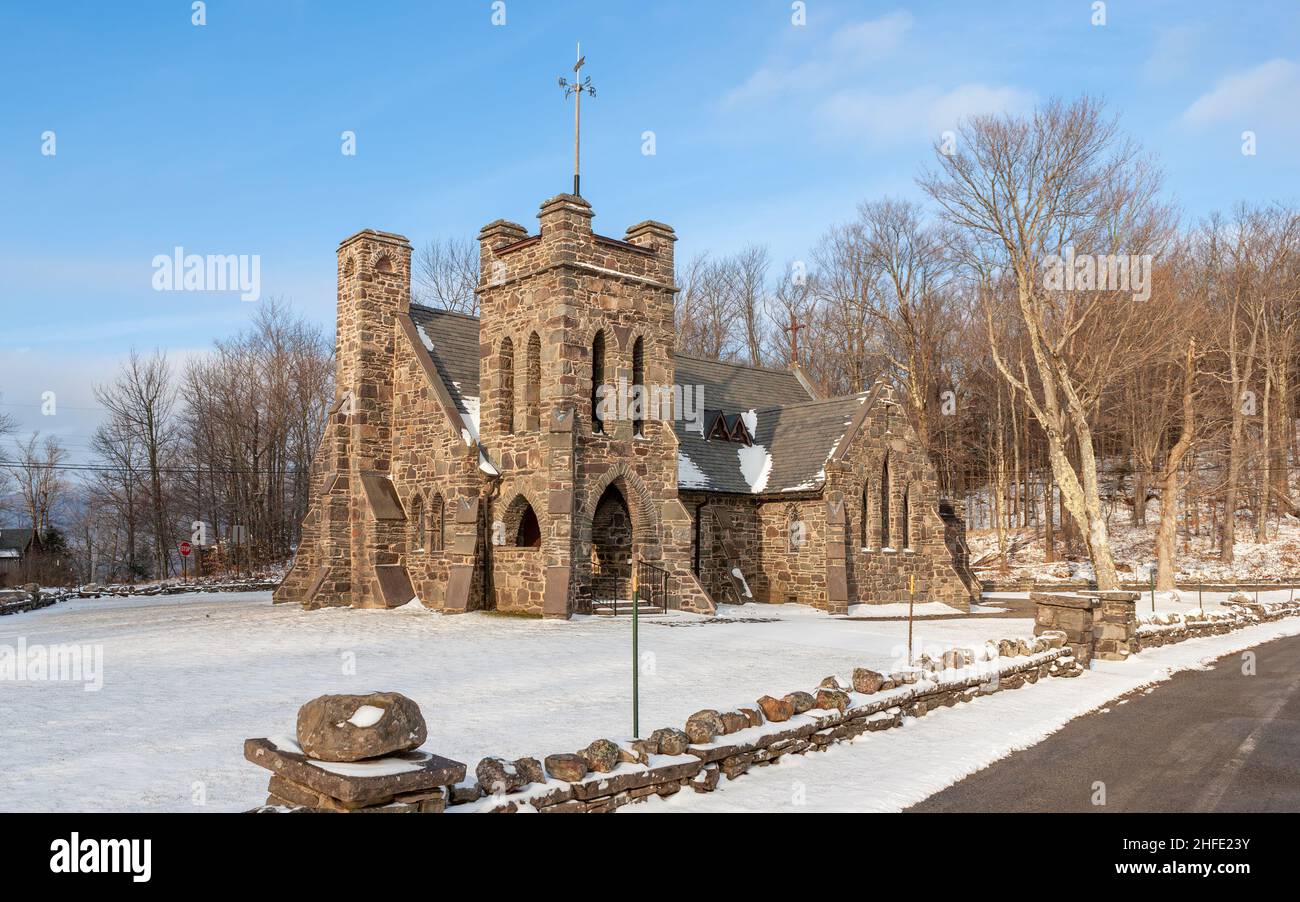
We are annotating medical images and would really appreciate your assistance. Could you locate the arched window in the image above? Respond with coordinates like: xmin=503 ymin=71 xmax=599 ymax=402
xmin=525 ymin=332 xmax=541 ymax=430
xmin=409 ymin=495 xmax=425 ymax=553
xmin=429 ymin=493 xmax=445 ymax=552
xmin=591 ymin=330 xmax=606 ymax=434
xmin=631 ymin=336 xmax=645 ymax=437
xmin=516 ymin=506 xmax=541 ymax=547
xmin=499 ymin=337 xmax=515 ymax=434
xmin=504 ymin=494 xmax=543 ymax=549
xmin=860 ymin=482 xmax=870 ymax=548
xmin=902 ymin=483 xmax=913 ymax=549
xmin=880 ymin=455 xmax=892 ymax=549
xmin=785 ymin=505 xmax=801 ymax=553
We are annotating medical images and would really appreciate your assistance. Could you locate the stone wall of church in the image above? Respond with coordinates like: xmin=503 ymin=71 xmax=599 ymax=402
xmin=390 ymin=330 xmax=485 ymax=611
xmin=831 ymin=389 xmax=975 ymax=610
xmin=487 ymin=547 xmax=546 ymax=614
xmin=758 ymin=497 xmax=830 ymax=608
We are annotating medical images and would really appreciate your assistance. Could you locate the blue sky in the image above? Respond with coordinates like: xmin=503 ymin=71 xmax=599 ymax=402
xmin=1 ymin=0 xmax=1298 ymax=461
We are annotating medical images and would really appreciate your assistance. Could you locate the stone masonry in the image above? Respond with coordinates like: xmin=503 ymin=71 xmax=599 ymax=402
xmin=275 ymin=192 xmax=978 ymax=617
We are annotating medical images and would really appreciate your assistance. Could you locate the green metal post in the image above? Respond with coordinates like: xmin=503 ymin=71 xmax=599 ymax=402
xmin=632 ymin=587 xmax=639 ymax=739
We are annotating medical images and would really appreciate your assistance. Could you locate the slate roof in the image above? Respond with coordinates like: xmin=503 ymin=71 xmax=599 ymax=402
xmin=407 ymin=304 xmax=872 ymax=496
xmin=0 ymin=528 xmax=34 ymax=555
xmin=408 ymin=305 xmax=480 ymax=408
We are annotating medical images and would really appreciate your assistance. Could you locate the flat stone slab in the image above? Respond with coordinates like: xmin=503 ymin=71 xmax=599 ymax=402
xmin=245 ymin=737 xmax=465 ymax=805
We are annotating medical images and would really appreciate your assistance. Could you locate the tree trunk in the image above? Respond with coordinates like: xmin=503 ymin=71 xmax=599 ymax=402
xmin=1156 ymin=341 xmax=1197 ymax=591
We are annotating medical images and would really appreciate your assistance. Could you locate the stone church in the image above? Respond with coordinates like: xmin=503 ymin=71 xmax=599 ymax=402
xmin=275 ymin=192 xmax=979 ymax=618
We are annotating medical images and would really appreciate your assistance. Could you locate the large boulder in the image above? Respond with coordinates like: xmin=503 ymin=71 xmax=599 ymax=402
xmin=685 ymin=710 xmax=725 ymax=744
xmin=852 ymin=668 xmax=885 ymax=694
xmin=784 ymin=691 xmax=816 ymax=714
xmin=476 ymin=756 xmax=527 ymax=795
xmin=582 ymin=739 xmax=622 ymax=773
xmin=544 ymin=753 xmax=589 ymax=783
xmin=650 ymin=727 xmax=690 ymax=756
xmin=295 ymin=692 xmax=426 ymax=762
xmin=719 ymin=711 xmax=750 ymax=734
xmin=757 ymin=695 xmax=793 ymax=722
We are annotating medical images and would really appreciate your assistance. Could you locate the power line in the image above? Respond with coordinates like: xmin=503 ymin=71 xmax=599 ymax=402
xmin=0 ymin=458 xmax=308 ymax=477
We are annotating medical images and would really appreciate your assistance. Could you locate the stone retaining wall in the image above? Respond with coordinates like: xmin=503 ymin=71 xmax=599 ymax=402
xmin=1135 ymin=599 xmax=1300 ymax=650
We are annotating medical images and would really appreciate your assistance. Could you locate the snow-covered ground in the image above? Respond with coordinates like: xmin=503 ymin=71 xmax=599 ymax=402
xmin=968 ymin=504 xmax=1300 ymax=584
xmin=636 ymin=606 xmax=1300 ymax=812
xmin=3 ymin=588 xmax=1293 ymax=813
xmin=0 ymin=591 xmax=1031 ymax=813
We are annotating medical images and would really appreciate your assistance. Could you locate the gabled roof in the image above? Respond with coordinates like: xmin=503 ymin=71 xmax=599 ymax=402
xmin=0 ymin=528 xmax=35 ymax=554
xmin=406 ymin=304 xmax=873 ymax=496
xmin=675 ymin=394 xmax=869 ymax=495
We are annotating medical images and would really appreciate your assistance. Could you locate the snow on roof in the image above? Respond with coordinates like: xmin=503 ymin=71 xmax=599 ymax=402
xmin=678 ymin=452 xmax=710 ymax=489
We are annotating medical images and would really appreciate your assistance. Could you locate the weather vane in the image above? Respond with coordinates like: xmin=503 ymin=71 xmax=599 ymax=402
xmin=558 ymin=42 xmax=595 ymax=197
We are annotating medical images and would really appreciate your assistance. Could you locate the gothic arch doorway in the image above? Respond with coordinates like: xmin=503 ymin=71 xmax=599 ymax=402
xmin=590 ymin=482 xmax=633 ymax=607
xmin=592 ymin=483 xmax=633 ymax=579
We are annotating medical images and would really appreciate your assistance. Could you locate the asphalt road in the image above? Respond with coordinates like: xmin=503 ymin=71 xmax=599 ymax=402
xmin=909 ymin=632 xmax=1300 ymax=812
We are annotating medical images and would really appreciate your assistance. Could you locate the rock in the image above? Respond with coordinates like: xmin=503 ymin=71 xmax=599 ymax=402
xmin=757 ymin=695 xmax=794 ymax=722
xmin=476 ymin=756 xmax=526 ymax=795
xmin=941 ymin=649 xmax=962 ymax=670
xmin=784 ymin=691 xmax=816 ymax=714
xmin=544 ymin=753 xmax=589 ymax=783
xmin=625 ymin=739 xmax=656 ymax=764
xmin=650 ymin=728 xmax=690 ymax=756
xmin=998 ymin=639 xmax=1018 ymax=658
xmin=244 ymin=738 xmax=464 ymax=806
xmin=739 ymin=707 xmax=763 ymax=728
xmin=719 ymin=711 xmax=750 ymax=734
xmin=852 ymin=667 xmax=885 ymax=694
xmin=450 ymin=782 xmax=483 ymax=804
xmin=515 ymin=757 xmax=545 ymax=785
xmin=814 ymin=688 xmax=849 ymax=712
xmin=582 ymin=738 xmax=622 ymax=773
xmin=295 ymin=692 xmax=427 ymax=762
xmin=685 ymin=710 xmax=725 ymax=744
xmin=818 ymin=675 xmax=846 ymax=690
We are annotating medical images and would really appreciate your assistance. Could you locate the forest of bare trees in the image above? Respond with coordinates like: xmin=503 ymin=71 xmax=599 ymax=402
xmin=0 ymin=301 xmax=332 ymax=584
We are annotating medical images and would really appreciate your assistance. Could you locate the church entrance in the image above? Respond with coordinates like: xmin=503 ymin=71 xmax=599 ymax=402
xmin=590 ymin=483 xmax=633 ymax=612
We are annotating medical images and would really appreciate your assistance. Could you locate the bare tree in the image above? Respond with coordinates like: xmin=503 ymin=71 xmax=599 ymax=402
xmin=4 ymin=432 xmax=68 ymax=578
xmin=1155 ymin=339 xmax=1198 ymax=590
xmin=412 ymin=237 xmax=480 ymax=314
xmin=921 ymin=97 xmax=1172 ymax=590
xmin=95 ymin=350 xmax=178 ymax=579
xmin=727 ymin=244 xmax=771 ymax=366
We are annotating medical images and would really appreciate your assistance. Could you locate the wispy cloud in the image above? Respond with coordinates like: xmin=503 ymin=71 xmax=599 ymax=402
xmin=1182 ymin=58 xmax=1300 ymax=126
xmin=723 ymin=11 xmax=914 ymax=108
xmin=817 ymin=82 xmax=1034 ymax=144
xmin=722 ymin=9 xmax=1029 ymax=146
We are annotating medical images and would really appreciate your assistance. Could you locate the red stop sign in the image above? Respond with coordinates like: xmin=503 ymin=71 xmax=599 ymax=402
xmin=179 ymin=541 xmax=192 ymax=557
